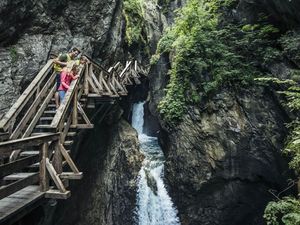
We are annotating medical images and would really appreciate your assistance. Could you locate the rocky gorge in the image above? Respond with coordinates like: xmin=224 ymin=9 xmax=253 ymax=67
xmin=0 ymin=0 xmax=300 ymax=225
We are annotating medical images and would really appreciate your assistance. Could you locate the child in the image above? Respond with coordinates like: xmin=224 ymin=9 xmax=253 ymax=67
xmin=57 ymin=61 xmax=79 ymax=104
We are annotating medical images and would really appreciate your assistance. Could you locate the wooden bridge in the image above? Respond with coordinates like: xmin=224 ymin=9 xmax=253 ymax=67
xmin=0 ymin=54 xmax=145 ymax=224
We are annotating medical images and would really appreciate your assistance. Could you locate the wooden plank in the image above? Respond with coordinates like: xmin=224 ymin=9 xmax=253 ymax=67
xmin=0 ymin=186 xmax=44 ymax=225
xmin=70 ymin=124 xmax=94 ymax=129
xmin=88 ymin=76 xmax=100 ymax=94
xmin=59 ymin=144 xmax=80 ymax=174
xmin=77 ymin=103 xmax=92 ymax=125
xmin=119 ymin=61 xmax=132 ymax=78
xmin=0 ymin=173 xmax=39 ymax=200
xmin=0 ymin=133 xmax=59 ymax=154
xmin=99 ymin=76 xmax=113 ymax=95
xmin=72 ymin=87 xmax=78 ymax=126
xmin=3 ymin=173 xmax=38 ymax=181
xmin=22 ymin=85 xmax=56 ymax=138
xmin=45 ymin=158 xmax=66 ymax=193
xmin=10 ymin=72 xmax=56 ymax=139
xmin=59 ymin=172 xmax=82 ymax=180
xmin=39 ymin=143 xmax=49 ymax=192
xmin=91 ymin=71 xmax=104 ymax=92
xmin=45 ymin=189 xmax=70 ymax=199
xmin=0 ymin=60 xmax=54 ymax=132
xmin=61 ymin=115 xmax=72 ymax=144
xmin=0 ymin=155 xmax=39 ymax=178
xmin=53 ymin=141 xmax=62 ymax=174
xmin=84 ymin=64 xmax=89 ymax=95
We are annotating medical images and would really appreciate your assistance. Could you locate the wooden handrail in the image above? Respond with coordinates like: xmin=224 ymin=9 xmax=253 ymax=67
xmin=0 ymin=60 xmax=54 ymax=132
xmin=83 ymin=54 xmax=111 ymax=76
xmin=0 ymin=133 xmax=59 ymax=154
xmin=50 ymin=65 xmax=85 ymax=130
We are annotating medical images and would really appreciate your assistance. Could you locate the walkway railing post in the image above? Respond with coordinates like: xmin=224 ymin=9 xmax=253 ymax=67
xmin=72 ymin=88 xmax=78 ymax=126
xmin=53 ymin=140 xmax=63 ymax=174
xmin=39 ymin=142 xmax=49 ymax=192
xmin=84 ymin=64 xmax=89 ymax=95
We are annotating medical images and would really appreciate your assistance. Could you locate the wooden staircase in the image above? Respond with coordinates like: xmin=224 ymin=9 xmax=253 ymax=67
xmin=0 ymin=53 xmax=145 ymax=224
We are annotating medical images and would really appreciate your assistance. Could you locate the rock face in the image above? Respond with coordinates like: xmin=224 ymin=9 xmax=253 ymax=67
xmin=146 ymin=1 xmax=300 ymax=225
xmin=0 ymin=0 xmax=125 ymax=117
xmin=159 ymin=87 xmax=291 ymax=225
xmin=52 ymin=108 xmax=143 ymax=225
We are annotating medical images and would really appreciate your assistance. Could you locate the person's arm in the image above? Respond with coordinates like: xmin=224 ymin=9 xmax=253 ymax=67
xmin=70 ymin=72 xmax=79 ymax=80
xmin=60 ymin=71 xmax=70 ymax=89
xmin=54 ymin=58 xmax=68 ymax=66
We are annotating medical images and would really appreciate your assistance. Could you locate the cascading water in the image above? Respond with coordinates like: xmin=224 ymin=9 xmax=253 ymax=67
xmin=132 ymin=102 xmax=181 ymax=225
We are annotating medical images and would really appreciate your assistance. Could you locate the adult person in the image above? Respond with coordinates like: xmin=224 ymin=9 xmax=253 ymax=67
xmin=58 ymin=61 xmax=79 ymax=104
xmin=54 ymin=48 xmax=79 ymax=108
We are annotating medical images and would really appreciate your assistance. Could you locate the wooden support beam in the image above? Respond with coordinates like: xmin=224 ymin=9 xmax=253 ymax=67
xmin=59 ymin=172 xmax=82 ymax=180
xmin=45 ymin=158 xmax=66 ymax=193
xmin=39 ymin=143 xmax=49 ymax=192
xmin=88 ymin=76 xmax=100 ymax=94
xmin=59 ymin=144 xmax=80 ymax=174
xmin=53 ymin=141 xmax=62 ymax=174
xmin=84 ymin=64 xmax=89 ymax=95
xmin=45 ymin=189 xmax=70 ymax=199
xmin=72 ymin=87 xmax=78 ymax=126
xmin=77 ymin=103 xmax=92 ymax=125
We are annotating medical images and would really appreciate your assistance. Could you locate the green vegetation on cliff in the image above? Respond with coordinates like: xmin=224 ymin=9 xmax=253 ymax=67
xmin=154 ymin=0 xmax=280 ymax=123
xmin=123 ymin=0 xmax=146 ymax=46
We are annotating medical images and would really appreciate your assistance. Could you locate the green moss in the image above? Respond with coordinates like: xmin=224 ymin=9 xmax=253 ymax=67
xmin=264 ymin=197 xmax=300 ymax=225
xmin=154 ymin=0 xmax=280 ymax=123
xmin=9 ymin=47 xmax=18 ymax=63
xmin=123 ymin=0 xmax=146 ymax=46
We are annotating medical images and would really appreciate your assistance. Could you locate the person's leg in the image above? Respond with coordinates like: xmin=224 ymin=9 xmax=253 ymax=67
xmin=59 ymin=91 xmax=66 ymax=103
xmin=55 ymin=92 xmax=59 ymax=108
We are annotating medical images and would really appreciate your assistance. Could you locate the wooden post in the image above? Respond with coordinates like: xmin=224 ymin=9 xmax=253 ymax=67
xmin=84 ymin=64 xmax=89 ymax=95
xmin=72 ymin=88 xmax=78 ymax=126
xmin=53 ymin=140 xmax=63 ymax=174
xmin=39 ymin=142 xmax=49 ymax=192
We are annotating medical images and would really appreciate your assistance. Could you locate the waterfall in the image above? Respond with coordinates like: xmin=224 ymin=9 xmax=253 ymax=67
xmin=132 ymin=102 xmax=181 ymax=225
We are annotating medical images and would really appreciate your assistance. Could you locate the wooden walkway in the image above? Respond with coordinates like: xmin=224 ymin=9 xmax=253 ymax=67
xmin=0 ymin=53 xmax=145 ymax=224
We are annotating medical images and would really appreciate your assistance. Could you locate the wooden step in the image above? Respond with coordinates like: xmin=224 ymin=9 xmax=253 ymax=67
xmin=45 ymin=190 xmax=71 ymax=199
xmin=35 ymin=124 xmax=53 ymax=129
xmin=70 ymin=124 xmax=94 ymax=129
xmin=20 ymin=151 xmax=39 ymax=157
xmin=3 ymin=172 xmax=38 ymax=181
xmin=31 ymin=132 xmax=52 ymax=137
xmin=63 ymin=141 xmax=73 ymax=146
xmin=59 ymin=172 xmax=83 ymax=180
xmin=39 ymin=117 xmax=54 ymax=121
xmin=43 ymin=111 xmax=56 ymax=115
xmin=67 ymin=132 xmax=77 ymax=137
xmin=47 ymin=104 xmax=56 ymax=108
xmin=28 ymin=160 xmax=68 ymax=169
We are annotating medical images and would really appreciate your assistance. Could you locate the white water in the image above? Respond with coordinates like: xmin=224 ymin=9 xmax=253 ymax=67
xmin=132 ymin=102 xmax=181 ymax=225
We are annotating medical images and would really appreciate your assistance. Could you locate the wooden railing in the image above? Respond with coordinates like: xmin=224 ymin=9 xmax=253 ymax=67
xmin=0 ymin=134 xmax=60 ymax=199
xmin=0 ymin=60 xmax=55 ymax=139
xmin=0 ymin=53 xmax=146 ymax=201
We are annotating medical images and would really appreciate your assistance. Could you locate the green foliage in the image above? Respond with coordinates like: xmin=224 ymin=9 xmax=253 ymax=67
xmin=155 ymin=0 xmax=281 ymax=123
xmin=9 ymin=47 xmax=18 ymax=63
xmin=123 ymin=0 xmax=146 ymax=46
xmin=264 ymin=197 xmax=300 ymax=225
